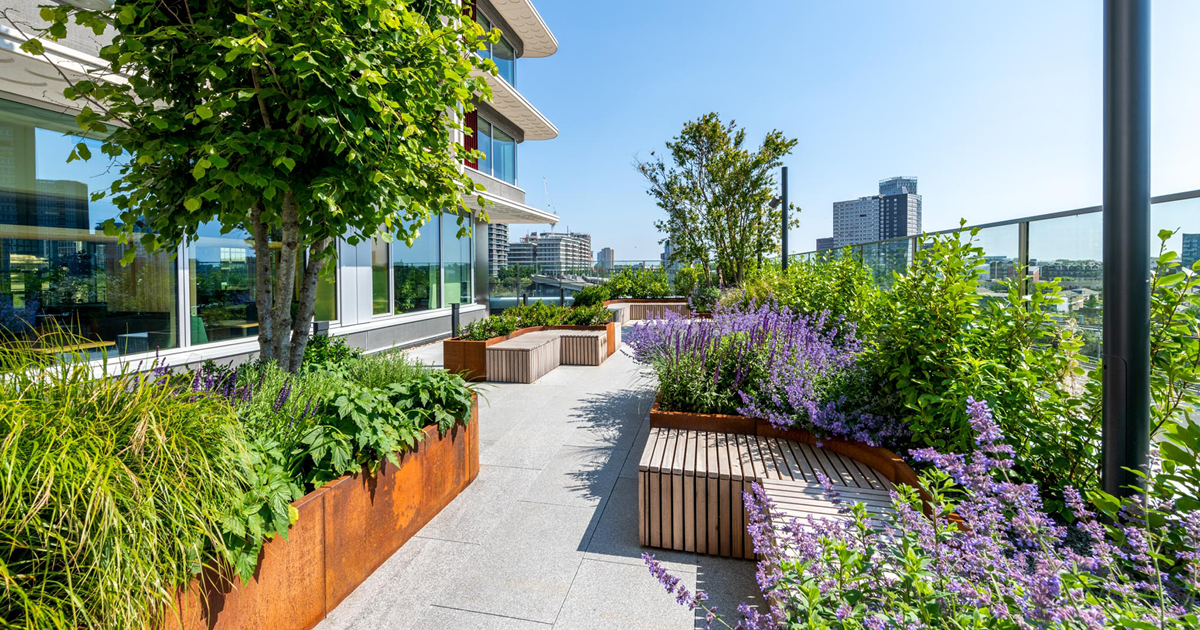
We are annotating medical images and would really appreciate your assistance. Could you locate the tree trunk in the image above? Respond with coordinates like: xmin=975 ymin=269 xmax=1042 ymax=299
xmin=250 ymin=204 xmax=276 ymax=362
xmin=287 ymin=237 xmax=332 ymax=371
xmin=272 ymin=191 xmax=300 ymax=370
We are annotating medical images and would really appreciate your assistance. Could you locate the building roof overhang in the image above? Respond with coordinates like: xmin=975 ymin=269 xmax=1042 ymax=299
xmin=485 ymin=0 xmax=558 ymax=58
xmin=474 ymin=69 xmax=557 ymax=141
xmin=468 ymin=189 xmax=557 ymax=225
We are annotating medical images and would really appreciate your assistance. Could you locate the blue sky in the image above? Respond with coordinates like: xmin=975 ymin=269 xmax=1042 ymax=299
xmin=509 ymin=0 xmax=1200 ymax=261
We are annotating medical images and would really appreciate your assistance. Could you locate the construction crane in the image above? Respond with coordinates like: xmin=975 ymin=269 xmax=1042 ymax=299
xmin=543 ymin=177 xmax=556 ymax=216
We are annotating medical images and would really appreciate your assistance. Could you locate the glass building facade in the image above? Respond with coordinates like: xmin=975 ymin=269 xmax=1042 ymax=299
xmin=1 ymin=96 xmax=479 ymax=362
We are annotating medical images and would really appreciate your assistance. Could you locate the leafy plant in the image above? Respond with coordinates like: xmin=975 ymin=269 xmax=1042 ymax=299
xmin=302 ymin=334 xmax=363 ymax=372
xmin=571 ymin=284 xmax=610 ymax=307
xmin=606 ymin=267 xmax=672 ymax=299
xmin=735 ymin=250 xmax=881 ymax=340
xmin=688 ymin=283 xmax=721 ymax=315
xmin=672 ymin=265 xmax=701 ymax=297
xmin=865 ymin=224 xmax=1089 ymax=502
xmin=457 ymin=302 xmax=610 ymax=341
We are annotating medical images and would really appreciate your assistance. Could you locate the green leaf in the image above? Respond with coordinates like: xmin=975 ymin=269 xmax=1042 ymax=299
xmin=184 ymin=197 xmax=202 ymax=212
xmin=195 ymin=105 xmax=214 ymax=120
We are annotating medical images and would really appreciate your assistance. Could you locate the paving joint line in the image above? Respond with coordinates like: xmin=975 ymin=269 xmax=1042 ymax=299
xmin=427 ymin=603 xmax=554 ymax=626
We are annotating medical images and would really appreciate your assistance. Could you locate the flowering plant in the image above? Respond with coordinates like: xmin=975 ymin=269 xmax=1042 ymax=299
xmin=628 ymin=302 xmax=901 ymax=446
xmin=645 ymin=398 xmax=1200 ymax=629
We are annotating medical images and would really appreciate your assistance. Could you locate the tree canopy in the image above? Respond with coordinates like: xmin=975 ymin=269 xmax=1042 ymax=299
xmin=15 ymin=0 xmax=495 ymax=370
xmin=636 ymin=113 xmax=798 ymax=287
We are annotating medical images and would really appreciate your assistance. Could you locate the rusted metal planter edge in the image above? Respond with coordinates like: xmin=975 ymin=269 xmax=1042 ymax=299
xmin=164 ymin=396 xmax=480 ymax=630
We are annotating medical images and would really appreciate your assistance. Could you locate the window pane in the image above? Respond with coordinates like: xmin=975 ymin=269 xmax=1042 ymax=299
xmin=442 ymin=215 xmax=472 ymax=305
xmin=494 ymin=36 xmax=516 ymax=86
xmin=476 ymin=118 xmax=492 ymax=177
xmin=371 ymin=236 xmax=390 ymax=315
xmin=189 ymin=224 xmax=257 ymax=344
xmin=312 ymin=264 xmax=337 ymax=322
xmin=394 ymin=219 xmax=440 ymax=313
xmin=492 ymin=126 xmax=516 ymax=184
xmin=0 ymin=98 xmax=179 ymax=358
xmin=478 ymin=14 xmax=493 ymax=60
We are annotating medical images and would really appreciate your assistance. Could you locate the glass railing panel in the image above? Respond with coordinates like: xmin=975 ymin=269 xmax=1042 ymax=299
xmin=1028 ymin=211 xmax=1103 ymax=363
xmin=971 ymin=223 xmax=1021 ymax=302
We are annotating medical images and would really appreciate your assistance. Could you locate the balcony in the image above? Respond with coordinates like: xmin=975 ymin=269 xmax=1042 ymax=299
xmin=483 ymin=0 xmax=558 ymax=58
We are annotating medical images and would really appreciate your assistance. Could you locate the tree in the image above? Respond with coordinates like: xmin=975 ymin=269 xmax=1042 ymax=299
xmin=636 ymin=113 xmax=797 ymax=287
xmin=11 ymin=0 xmax=495 ymax=371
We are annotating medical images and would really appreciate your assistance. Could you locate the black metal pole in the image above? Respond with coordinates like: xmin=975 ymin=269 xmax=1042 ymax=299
xmin=781 ymin=166 xmax=790 ymax=271
xmin=559 ymin=287 xmax=566 ymax=307
xmin=1102 ymin=0 xmax=1151 ymax=498
xmin=451 ymin=302 xmax=461 ymax=338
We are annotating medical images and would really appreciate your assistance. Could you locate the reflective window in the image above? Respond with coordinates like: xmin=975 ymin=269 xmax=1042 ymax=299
xmin=394 ymin=220 xmax=440 ymax=313
xmin=0 ymin=98 xmax=179 ymax=358
xmin=442 ymin=215 xmax=472 ymax=305
xmin=189 ymin=224 xmax=335 ymax=346
xmin=476 ymin=118 xmax=492 ymax=179
xmin=371 ymin=236 xmax=390 ymax=315
xmin=189 ymin=224 xmax=257 ymax=344
xmin=493 ymin=36 xmax=516 ymax=86
xmin=492 ymin=125 xmax=516 ymax=185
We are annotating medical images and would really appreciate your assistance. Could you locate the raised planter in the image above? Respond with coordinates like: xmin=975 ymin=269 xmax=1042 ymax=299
xmin=444 ymin=322 xmax=619 ymax=381
xmin=162 ymin=398 xmax=480 ymax=630
xmin=648 ymin=397 xmax=920 ymax=490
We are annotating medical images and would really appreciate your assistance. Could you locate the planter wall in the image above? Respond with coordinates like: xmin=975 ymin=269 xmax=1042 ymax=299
xmin=163 ymin=399 xmax=480 ymax=630
xmin=648 ymin=398 xmax=920 ymax=490
xmin=444 ymin=322 xmax=619 ymax=381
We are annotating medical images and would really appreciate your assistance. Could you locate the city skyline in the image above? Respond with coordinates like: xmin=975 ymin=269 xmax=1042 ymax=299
xmin=512 ymin=1 xmax=1200 ymax=258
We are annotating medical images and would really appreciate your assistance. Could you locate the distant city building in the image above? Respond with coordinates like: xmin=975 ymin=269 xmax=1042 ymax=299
xmin=832 ymin=177 xmax=922 ymax=248
xmin=1183 ymin=233 xmax=1200 ymax=270
xmin=596 ymin=247 xmax=614 ymax=271
xmin=488 ymin=223 xmax=509 ymax=276
xmin=878 ymin=176 xmax=918 ymax=196
xmin=816 ymin=237 xmax=836 ymax=251
xmin=508 ymin=239 xmax=536 ymax=269
xmin=508 ymin=231 xmax=593 ymax=275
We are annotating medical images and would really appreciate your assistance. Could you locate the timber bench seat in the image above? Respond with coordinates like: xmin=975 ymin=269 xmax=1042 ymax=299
xmin=485 ymin=329 xmax=609 ymax=384
xmin=638 ymin=427 xmax=895 ymax=560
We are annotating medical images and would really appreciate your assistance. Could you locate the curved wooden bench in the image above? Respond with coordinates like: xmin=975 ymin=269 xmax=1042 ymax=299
xmin=638 ymin=427 xmax=895 ymax=560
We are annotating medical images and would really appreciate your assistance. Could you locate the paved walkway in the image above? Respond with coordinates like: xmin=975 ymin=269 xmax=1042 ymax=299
xmin=316 ymin=335 xmax=760 ymax=630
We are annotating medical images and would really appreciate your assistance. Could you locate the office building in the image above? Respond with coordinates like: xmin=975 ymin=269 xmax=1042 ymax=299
xmin=488 ymin=222 xmax=509 ymax=276
xmin=816 ymin=237 xmax=836 ymax=252
xmin=596 ymin=247 xmax=614 ymax=271
xmin=832 ymin=177 xmax=923 ymax=248
xmin=1183 ymin=233 xmax=1200 ymax=271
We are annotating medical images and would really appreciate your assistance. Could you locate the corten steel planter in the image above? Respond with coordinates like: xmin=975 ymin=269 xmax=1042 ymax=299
xmin=443 ymin=322 xmax=619 ymax=381
xmin=163 ymin=398 xmax=480 ymax=630
xmin=648 ymin=397 xmax=920 ymax=490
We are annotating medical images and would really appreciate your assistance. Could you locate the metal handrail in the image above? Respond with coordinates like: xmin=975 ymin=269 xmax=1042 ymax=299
xmin=793 ymin=187 xmax=1200 ymax=259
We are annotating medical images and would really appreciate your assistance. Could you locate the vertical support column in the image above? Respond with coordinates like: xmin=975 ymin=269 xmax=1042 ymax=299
xmin=781 ymin=166 xmax=790 ymax=271
xmin=1017 ymin=220 xmax=1031 ymax=300
xmin=1102 ymin=0 xmax=1152 ymax=497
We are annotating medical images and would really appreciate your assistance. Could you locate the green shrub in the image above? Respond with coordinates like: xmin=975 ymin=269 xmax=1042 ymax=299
xmin=571 ymin=283 xmax=610 ymax=307
xmin=735 ymin=249 xmax=881 ymax=337
xmin=458 ymin=302 xmax=610 ymax=341
xmin=865 ymin=225 xmax=1090 ymax=505
xmin=672 ymin=265 xmax=700 ymax=297
xmin=607 ymin=267 xmax=671 ymax=299
xmin=302 ymin=334 xmax=362 ymax=371
xmin=689 ymin=283 xmax=721 ymax=314
xmin=0 ymin=342 xmax=258 ymax=630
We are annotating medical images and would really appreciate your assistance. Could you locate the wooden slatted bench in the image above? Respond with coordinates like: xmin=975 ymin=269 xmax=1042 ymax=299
xmin=485 ymin=331 xmax=562 ymax=384
xmin=485 ymin=329 xmax=612 ymax=384
xmin=559 ymin=330 xmax=608 ymax=366
xmin=638 ymin=427 xmax=895 ymax=560
xmin=606 ymin=304 xmax=630 ymax=325
xmin=627 ymin=302 xmax=690 ymax=320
